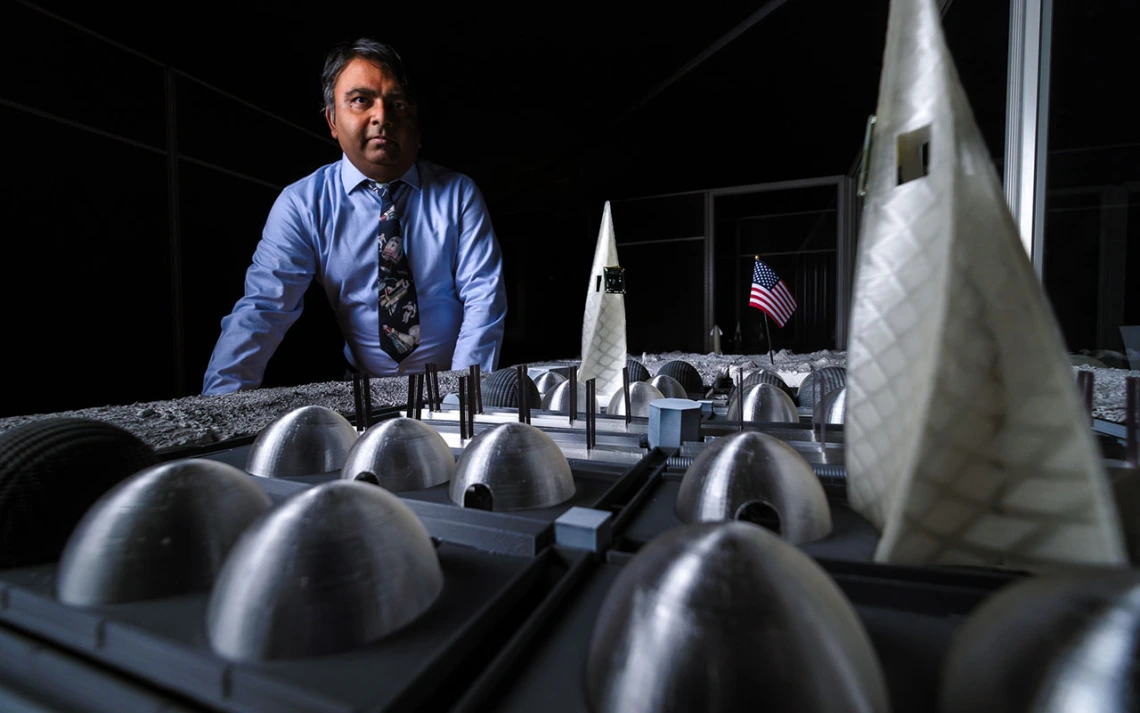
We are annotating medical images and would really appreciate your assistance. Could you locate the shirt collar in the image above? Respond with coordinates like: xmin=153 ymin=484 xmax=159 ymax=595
xmin=340 ymin=154 xmax=421 ymax=195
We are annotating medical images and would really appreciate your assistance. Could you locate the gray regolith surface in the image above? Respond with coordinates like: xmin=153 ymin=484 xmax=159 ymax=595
xmin=1 ymin=351 xmax=1133 ymax=450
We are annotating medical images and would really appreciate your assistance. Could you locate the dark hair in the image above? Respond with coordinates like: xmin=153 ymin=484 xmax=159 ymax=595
xmin=321 ymin=39 xmax=415 ymax=116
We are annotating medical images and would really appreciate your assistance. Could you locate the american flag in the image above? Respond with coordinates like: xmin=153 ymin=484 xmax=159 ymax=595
xmin=749 ymin=259 xmax=797 ymax=327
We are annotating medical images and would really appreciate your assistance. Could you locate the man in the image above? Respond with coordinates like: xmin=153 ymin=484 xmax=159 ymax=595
xmin=203 ymin=39 xmax=507 ymax=395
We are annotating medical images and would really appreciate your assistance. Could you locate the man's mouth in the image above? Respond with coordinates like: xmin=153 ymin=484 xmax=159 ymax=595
xmin=368 ymin=136 xmax=396 ymax=146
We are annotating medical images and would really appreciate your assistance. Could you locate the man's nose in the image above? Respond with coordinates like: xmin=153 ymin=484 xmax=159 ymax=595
xmin=370 ymin=103 xmax=390 ymax=125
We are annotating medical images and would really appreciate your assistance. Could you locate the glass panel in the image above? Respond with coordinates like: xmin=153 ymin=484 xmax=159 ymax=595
xmin=714 ymin=187 xmax=839 ymax=354
xmin=177 ymin=77 xmax=339 ymax=189
xmin=0 ymin=105 xmax=171 ymax=417
xmin=607 ymin=194 xmax=705 ymax=244
xmin=1041 ymin=1 xmax=1140 ymax=363
xmin=0 ymin=3 xmax=166 ymax=149
xmin=941 ymin=0 xmax=1012 ymax=163
xmin=623 ymin=241 xmax=706 ymax=355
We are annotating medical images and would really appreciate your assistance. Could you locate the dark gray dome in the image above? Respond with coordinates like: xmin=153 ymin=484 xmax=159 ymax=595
xmin=625 ymin=359 xmax=651 ymax=383
xmin=207 ymin=481 xmax=442 ymax=661
xmin=647 ymin=374 xmax=688 ymax=400
xmin=797 ymin=367 xmax=847 ymax=409
xmin=534 ymin=371 xmax=568 ymax=397
xmin=726 ymin=383 xmax=800 ymax=423
xmin=586 ymin=522 xmax=889 ymax=713
xmin=449 ymin=422 xmax=575 ymax=511
xmin=57 ymin=459 xmax=271 ymax=606
xmin=729 ymin=369 xmax=794 ymax=401
xmin=340 ymin=417 xmax=454 ymax=491
xmin=542 ymin=380 xmax=601 ymax=414
xmin=246 ymin=405 xmax=358 ymax=478
xmin=655 ymin=360 xmax=704 ymax=394
xmin=942 ymin=571 xmax=1140 ymax=713
xmin=482 ymin=368 xmax=541 ymax=409
xmin=607 ymin=382 xmax=666 ymax=418
xmin=675 ymin=431 xmax=832 ymax=543
xmin=0 ymin=418 xmax=156 ymax=568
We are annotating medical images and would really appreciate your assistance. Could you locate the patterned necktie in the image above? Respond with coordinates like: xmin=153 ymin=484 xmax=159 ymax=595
xmin=367 ymin=180 xmax=419 ymax=363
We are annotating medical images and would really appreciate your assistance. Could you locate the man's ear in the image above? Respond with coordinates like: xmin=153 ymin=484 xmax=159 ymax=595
xmin=325 ymin=107 xmax=338 ymax=139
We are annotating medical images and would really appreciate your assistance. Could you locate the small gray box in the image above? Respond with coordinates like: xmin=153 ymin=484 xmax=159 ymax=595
xmin=554 ymin=507 xmax=613 ymax=552
xmin=648 ymin=398 xmax=703 ymax=449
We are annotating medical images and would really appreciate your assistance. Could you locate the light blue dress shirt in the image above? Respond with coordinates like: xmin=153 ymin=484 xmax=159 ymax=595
xmin=202 ymin=156 xmax=507 ymax=394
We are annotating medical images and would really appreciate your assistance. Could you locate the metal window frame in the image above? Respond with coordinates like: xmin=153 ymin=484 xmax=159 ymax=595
xmin=1004 ymin=0 xmax=1054 ymax=274
xmin=613 ymin=175 xmax=854 ymax=353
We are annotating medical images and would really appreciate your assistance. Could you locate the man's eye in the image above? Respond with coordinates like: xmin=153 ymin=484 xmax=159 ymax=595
xmin=350 ymin=97 xmax=368 ymax=106
xmin=393 ymin=101 xmax=406 ymax=109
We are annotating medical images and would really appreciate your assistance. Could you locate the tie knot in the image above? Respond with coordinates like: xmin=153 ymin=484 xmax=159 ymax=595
xmin=367 ymin=180 xmax=400 ymax=199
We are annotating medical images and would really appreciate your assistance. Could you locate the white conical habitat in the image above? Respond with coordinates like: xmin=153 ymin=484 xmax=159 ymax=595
xmin=844 ymin=0 xmax=1125 ymax=570
xmin=579 ymin=201 xmax=627 ymax=403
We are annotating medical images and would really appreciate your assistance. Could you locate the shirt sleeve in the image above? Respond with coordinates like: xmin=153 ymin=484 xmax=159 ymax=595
xmin=202 ymin=191 xmax=316 ymax=394
xmin=450 ymin=177 xmax=508 ymax=372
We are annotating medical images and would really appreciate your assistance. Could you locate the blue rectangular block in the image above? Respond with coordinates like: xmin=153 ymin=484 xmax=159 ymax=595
xmin=648 ymin=398 xmax=702 ymax=449
xmin=554 ymin=507 xmax=613 ymax=552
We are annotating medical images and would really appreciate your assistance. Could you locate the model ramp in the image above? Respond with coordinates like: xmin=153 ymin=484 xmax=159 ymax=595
xmin=844 ymin=0 xmax=1125 ymax=569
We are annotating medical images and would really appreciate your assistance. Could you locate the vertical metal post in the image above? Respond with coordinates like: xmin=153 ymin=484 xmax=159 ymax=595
xmin=458 ymin=376 xmax=468 ymax=441
xmin=569 ymin=368 xmax=578 ymax=425
xmin=1004 ymin=0 xmax=1054 ymax=274
xmin=586 ymin=379 xmax=597 ymax=450
xmin=1127 ymin=376 xmax=1139 ymax=468
xmin=406 ymin=375 xmax=415 ymax=418
xmin=361 ymin=374 xmax=372 ymax=429
xmin=469 ymin=364 xmax=483 ymax=414
xmin=622 ymin=367 xmax=631 ymax=426
xmin=737 ymin=372 xmax=744 ymax=432
xmin=1076 ymin=370 xmax=1094 ymax=421
xmin=474 ymin=365 xmax=483 ymax=414
xmin=164 ymin=67 xmax=186 ymax=396
xmin=835 ymin=178 xmax=853 ymax=349
xmin=352 ymin=374 xmax=365 ymax=432
xmin=415 ymin=373 xmax=424 ymax=420
xmin=466 ymin=375 xmax=476 ymax=437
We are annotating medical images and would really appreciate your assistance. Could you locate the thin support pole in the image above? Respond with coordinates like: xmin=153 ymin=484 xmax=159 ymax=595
xmin=458 ymin=376 xmax=468 ymax=441
xmin=763 ymin=314 xmax=775 ymax=365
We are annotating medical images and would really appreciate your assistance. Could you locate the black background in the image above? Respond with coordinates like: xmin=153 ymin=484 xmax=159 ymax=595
xmin=3 ymin=0 xmax=1133 ymax=417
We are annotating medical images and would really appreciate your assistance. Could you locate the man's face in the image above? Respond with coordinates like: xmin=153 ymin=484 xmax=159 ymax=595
xmin=326 ymin=58 xmax=420 ymax=182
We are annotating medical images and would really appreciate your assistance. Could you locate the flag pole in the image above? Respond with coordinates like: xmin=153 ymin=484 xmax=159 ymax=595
xmin=753 ymin=254 xmax=777 ymax=366
xmin=763 ymin=313 xmax=775 ymax=365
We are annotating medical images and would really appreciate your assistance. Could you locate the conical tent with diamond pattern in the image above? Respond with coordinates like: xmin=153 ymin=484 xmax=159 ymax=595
xmin=578 ymin=202 xmax=627 ymax=404
xmin=844 ymin=0 xmax=1125 ymax=570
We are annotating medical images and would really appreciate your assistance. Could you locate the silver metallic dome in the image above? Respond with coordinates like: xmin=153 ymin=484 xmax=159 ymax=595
xmin=449 ymin=422 xmax=575 ymax=511
xmin=340 ymin=417 xmax=454 ymax=492
xmin=534 ymin=371 xmax=568 ymax=397
xmin=246 ymin=405 xmax=358 ymax=478
xmin=57 ymin=459 xmax=272 ymax=606
xmin=675 ymin=431 xmax=832 ymax=544
xmin=797 ymin=366 xmax=847 ymax=409
xmin=586 ymin=522 xmax=889 ymax=713
xmin=207 ymin=480 xmax=443 ymax=661
xmin=814 ymin=386 xmax=846 ymax=426
xmin=607 ymin=382 xmax=665 ymax=418
xmin=729 ymin=368 xmax=795 ymax=402
xmin=725 ymin=382 xmax=799 ymax=423
xmin=542 ymin=380 xmax=600 ymax=414
xmin=647 ymin=374 xmax=688 ymax=400
xmin=942 ymin=572 xmax=1140 ymax=713
xmin=654 ymin=360 xmax=704 ymax=394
